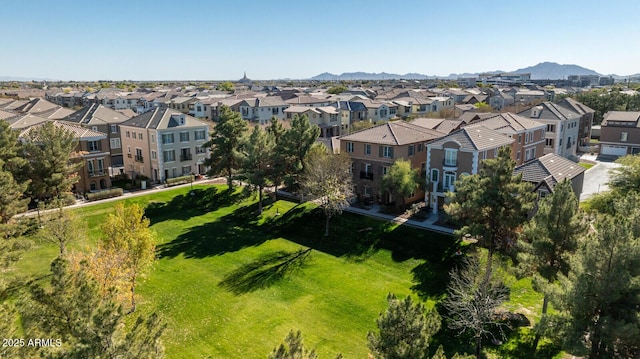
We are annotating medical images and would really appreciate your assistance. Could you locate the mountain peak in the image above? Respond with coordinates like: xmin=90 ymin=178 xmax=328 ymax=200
xmin=514 ymin=62 xmax=600 ymax=79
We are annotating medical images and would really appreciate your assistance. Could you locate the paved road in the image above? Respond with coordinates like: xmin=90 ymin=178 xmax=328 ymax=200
xmin=580 ymin=160 xmax=621 ymax=201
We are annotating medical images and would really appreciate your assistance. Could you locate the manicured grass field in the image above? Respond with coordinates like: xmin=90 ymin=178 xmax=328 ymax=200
xmin=14 ymin=185 xmax=461 ymax=358
xmin=579 ymin=162 xmax=595 ymax=170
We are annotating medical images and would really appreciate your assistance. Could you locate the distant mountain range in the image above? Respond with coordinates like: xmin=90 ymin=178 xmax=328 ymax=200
xmin=0 ymin=76 xmax=57 ymax=82
xmin=311 ymin=62 xmax=640 ymax=81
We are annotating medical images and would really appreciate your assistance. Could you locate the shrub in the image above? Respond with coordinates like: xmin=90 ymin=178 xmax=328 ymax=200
xmin=166 ymin=175 xmax=193 ymax=187
xmin=86 ymin=188 xmax=124 ymax=201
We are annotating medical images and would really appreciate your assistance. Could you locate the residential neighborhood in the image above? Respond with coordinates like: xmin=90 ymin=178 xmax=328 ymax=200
xmin=3 ymin=63 xmax=640 ymax=359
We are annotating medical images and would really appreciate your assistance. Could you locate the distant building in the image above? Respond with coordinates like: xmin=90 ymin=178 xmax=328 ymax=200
xmin=238 ymin=72 xmax=251 ymax=84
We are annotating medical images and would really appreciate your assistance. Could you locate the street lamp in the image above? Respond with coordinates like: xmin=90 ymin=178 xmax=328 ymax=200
xmin=34 ymin=198 xmax=41 ymax=228
xmin=190 ymin=172 xmax=195 ymax=196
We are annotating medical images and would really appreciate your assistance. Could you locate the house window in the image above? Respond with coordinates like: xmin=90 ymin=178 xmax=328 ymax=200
xmin=417 ymin=143 xmax=424 ymax=152
xmin=91 ymin=126 xmax=98 ymax=132
xmin=443 ymin=171 xmax=456 ymax=191
xmin=180 ymin=132 xmax=190 ymax=142
xmin=364 ymin=186 xmax=373 ymax=197
xmin=151 ymin=134 xmax=155 ymax=143
xmin=365 ymin=163 xmax=372 ymax=174
xmin=132 ymin=132 xmax=137 ymax=139
xmin=110 ymin=124 xmax=118 ymax=133
xmin=349 ymin=162 xmax=355 ymax=173
xmin=139 ymin=133 xmax=143 ymax=141
xmin=621 ymin=132 xmax=629 ymax=142
xmin=88 ymin=141 xmax=100 ymax=152
xmin=182 ymin=166 xmax=191 ymax=175
xmin=380 ymin=146 xmax=394 ymax=158
xmin=546 ymin=124 xmax=555 ymax=132
xmin=365 ymin=143 xmax=371 ymax=155
xmin=408 ymin=145 xmax=415 ymax=156
xmin=97 ymin=158 xmax=104 ymax=174
xmin=346 ymin=142 xmax=354 ymax=153
xmin=163 ymin=150 xmax=175 ymax=162
xmin=151 ymin=150 xmax=157 ymax=160
xmin=110 ymin=138 xmax=121 ymax=149
xmin=382 ymin=166 xmax=389 ymax=176
xmin=195 ymin=130 xmax=206 ymax=140
xmin=444 ymin=148 xmax=457 ymax=166
xmin=431 ymin=169 xmax=439 ymax=182
xmin=196 ymin=146 xmax=206 ymax=154
xmin=162 ymin=133 xmax=174 ymax=144
xmin=545 ymin=138 xmax=554 ymax=146
xmin=135 ymin=148 xmax=143 ymax=162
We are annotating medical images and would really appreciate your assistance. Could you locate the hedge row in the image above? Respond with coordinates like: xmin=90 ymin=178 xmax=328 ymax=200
xmin=166 ymin=175 xmax=193 ymax=187
xmin=86 ymin=188 xmax=124 ymax=201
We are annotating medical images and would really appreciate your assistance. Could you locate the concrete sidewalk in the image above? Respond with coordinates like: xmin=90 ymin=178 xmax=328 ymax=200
xmin=343 ymin=205 xmax=455 ymax=235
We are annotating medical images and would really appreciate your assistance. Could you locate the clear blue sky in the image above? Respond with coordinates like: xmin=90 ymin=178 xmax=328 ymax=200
xmin=2 ymin=0 xmax=639 ymax=81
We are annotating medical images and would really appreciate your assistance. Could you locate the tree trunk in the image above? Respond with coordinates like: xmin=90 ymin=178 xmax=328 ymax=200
xmin=532 ymin=294 xmax=549 ymax=351
xmin=227 ymin=165 xmax=233 ymax=190
xmin=475 ymin=335 xmax=482 ymax=359
xmin=484 ymin=242 xmax=494 ymax=284
xmin=324 ymin=214 xmax=331 ymax=237
xmin=129 ymin=274 xmax=137 ymax=313
xmin=273 ymin=184 xmax=278 ymax=201
xmin=258 ymin=185 xmax=263 ymax=214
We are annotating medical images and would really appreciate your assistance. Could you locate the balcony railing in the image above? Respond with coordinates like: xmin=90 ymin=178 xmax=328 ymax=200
xmin=135 ymin=155 xmax=144 ymax=163
xmin=359 ymin=171 xmax=373 ymax=180
xmin=88 ymin=170 xmax=105 ymax=177
xmin=180 ymin=153 xmax=193 ymax=162
xmin=443 ymin=159 xmax=457 ymax=167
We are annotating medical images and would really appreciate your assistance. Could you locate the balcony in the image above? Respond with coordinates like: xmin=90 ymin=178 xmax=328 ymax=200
xmin=88 ymin=170 xmax=105 ymax=177
xmin=180 ymin=153 xmax=193 ymax=162
xmin=135 ymin=155 xmax=144 ymax=163
xmin=359 ymin=171 xmax=373 ymax=180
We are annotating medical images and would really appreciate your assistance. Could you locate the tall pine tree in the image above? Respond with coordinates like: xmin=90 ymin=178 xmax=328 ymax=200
xmin=241 ymin=125 xmax=275 ymax=214
xmin=203 ymin=105 xmax=247 ymax=190
xmin=519 ymin=179 xmax=585 ymax=351
xmin=280 ymin=114 xmax=320 ymax=190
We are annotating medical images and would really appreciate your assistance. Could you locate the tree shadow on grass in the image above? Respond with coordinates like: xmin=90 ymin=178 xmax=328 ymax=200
xmin=145 ymin=186 xmax=249 ymax=225
xmin=218 ymin=248 xmax=312 ymax=295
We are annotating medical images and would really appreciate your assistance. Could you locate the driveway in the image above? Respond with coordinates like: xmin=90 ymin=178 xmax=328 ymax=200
xmin=580 ymin=158 xmax=621 ymax=201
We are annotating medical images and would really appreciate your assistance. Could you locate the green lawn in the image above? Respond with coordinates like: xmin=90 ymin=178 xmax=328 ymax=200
xmin=579 ymin=162 xmax=595 ymax=170
xmin=14 ymin=184 xmax=462 ymax=358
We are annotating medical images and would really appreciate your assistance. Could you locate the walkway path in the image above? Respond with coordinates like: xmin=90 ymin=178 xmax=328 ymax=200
xmin=344 ymin=205 xmax=455 ymax=235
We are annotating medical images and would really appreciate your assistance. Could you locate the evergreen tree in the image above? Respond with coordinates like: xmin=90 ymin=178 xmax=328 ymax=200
xmin=202 ymin=105 xmax=247 ymax=190
xmin=22 ymin=121 xmax=82 ymax=201
xmin=269 ymin=330 xmax=318 ymax=359
xmin=445 ymin=146 xmax=536 ymax=278
xmin=0 ymin=162 xmax=29 ymax=225
xmin=0 ymin=119 xmax=27 ymax=180
xmin=367 ymin=293 xmax=441 ymax=359
xmin=267 ymin=116 xmax=287 ymax=199
xmin=381 ymin=159 xmax=421 ymax=209
xmin=300 ymin=144 xmax=353 ymax=237
xmin=241 ymin=125 xmax=275 ymax=214
xmin=519 ymin=180 xmax=585 ymax=351
xmin=280 ymin=114 xmax=320 ymax=190
xmin=21 ymin=256 xmax=165 ymax=358
xmin=557 ymin=198 xmax=640 ymax=358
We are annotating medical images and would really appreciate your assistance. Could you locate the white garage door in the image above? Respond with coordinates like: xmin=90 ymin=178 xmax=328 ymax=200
xmin=601 ymin=144 xmax=628 ymax=156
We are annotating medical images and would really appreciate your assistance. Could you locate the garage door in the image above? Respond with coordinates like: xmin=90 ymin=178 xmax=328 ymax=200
xmin=601 ymin=144 xmax=628 ymax=156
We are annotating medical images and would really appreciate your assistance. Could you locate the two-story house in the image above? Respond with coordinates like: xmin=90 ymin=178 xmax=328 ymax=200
xmin=426 ymin=126 xmax=514 ymax=213
xmin=518 ymin=102 xmax=581 ymax=160
xmin=598 ymin=111 xmax=640 ymax=157
xmin=339 ymin=121 xmax=443 ymax=205
xmin=558 ymin=97 xmax=595 ymax=146
xmin=239 ymin=97 xmax=289 ymax=123
xmin=18 ymin=120 xmax=112 ymax=194
xmin=119 ymin=107 xmax=210 ymax=183
xmin=470 ymin=113 xmax=546 ymax=166
xmin=64 ymin=104 xmax=133 ymax=172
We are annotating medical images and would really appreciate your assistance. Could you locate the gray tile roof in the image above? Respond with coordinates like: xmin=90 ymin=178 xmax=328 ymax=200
xmin=339 ymin=120 xmax=443 ymax=146
xmin=428 ymin=125 xmax=513 ymax=151
xmin=513 ymin=153 xmax=585 ymax=189
xmin=474 ymin=112 xmax=545 ymax=134
xmin=119 ymin=107 xmax=207 ymax=130
xmin=518 ymin=102 xmax=580 ymax=121
xmin=65 ymin=104 xmax=133 ymax=125
xmin=601 ymin=111 xmax=640 ymax=126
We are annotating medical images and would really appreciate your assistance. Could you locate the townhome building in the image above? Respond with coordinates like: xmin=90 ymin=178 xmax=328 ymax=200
xmin=355 ymin=99 xmax=397 ymax=123
xmin=426 ymin=126 xmax=514 ymax=214
xmin=119 ymin=107 xmax=210 ymax=183
xmin=168 ymin=96 xmax=198 ymax=114
xmin=64 ymin=104 xmax=133 ymax=172
xmin=238 ymin=97 xmax=289 ymax=123
xmin=339 ymin=121 xmax=443 ymax=205
xmin=518 ymin=102 xmax=581 ymax=160
xmin=470 ymin=112 xmax=546 ymax=166
xmin=558 ymin=97 xmax=595 ymax=146
xmin=598 ymin=111 xmax=640 ymax=157
xmin=18 ymin=121 xmax=111 ymax=194
xmin=284 ymin=105 xmax=345 ymax=137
